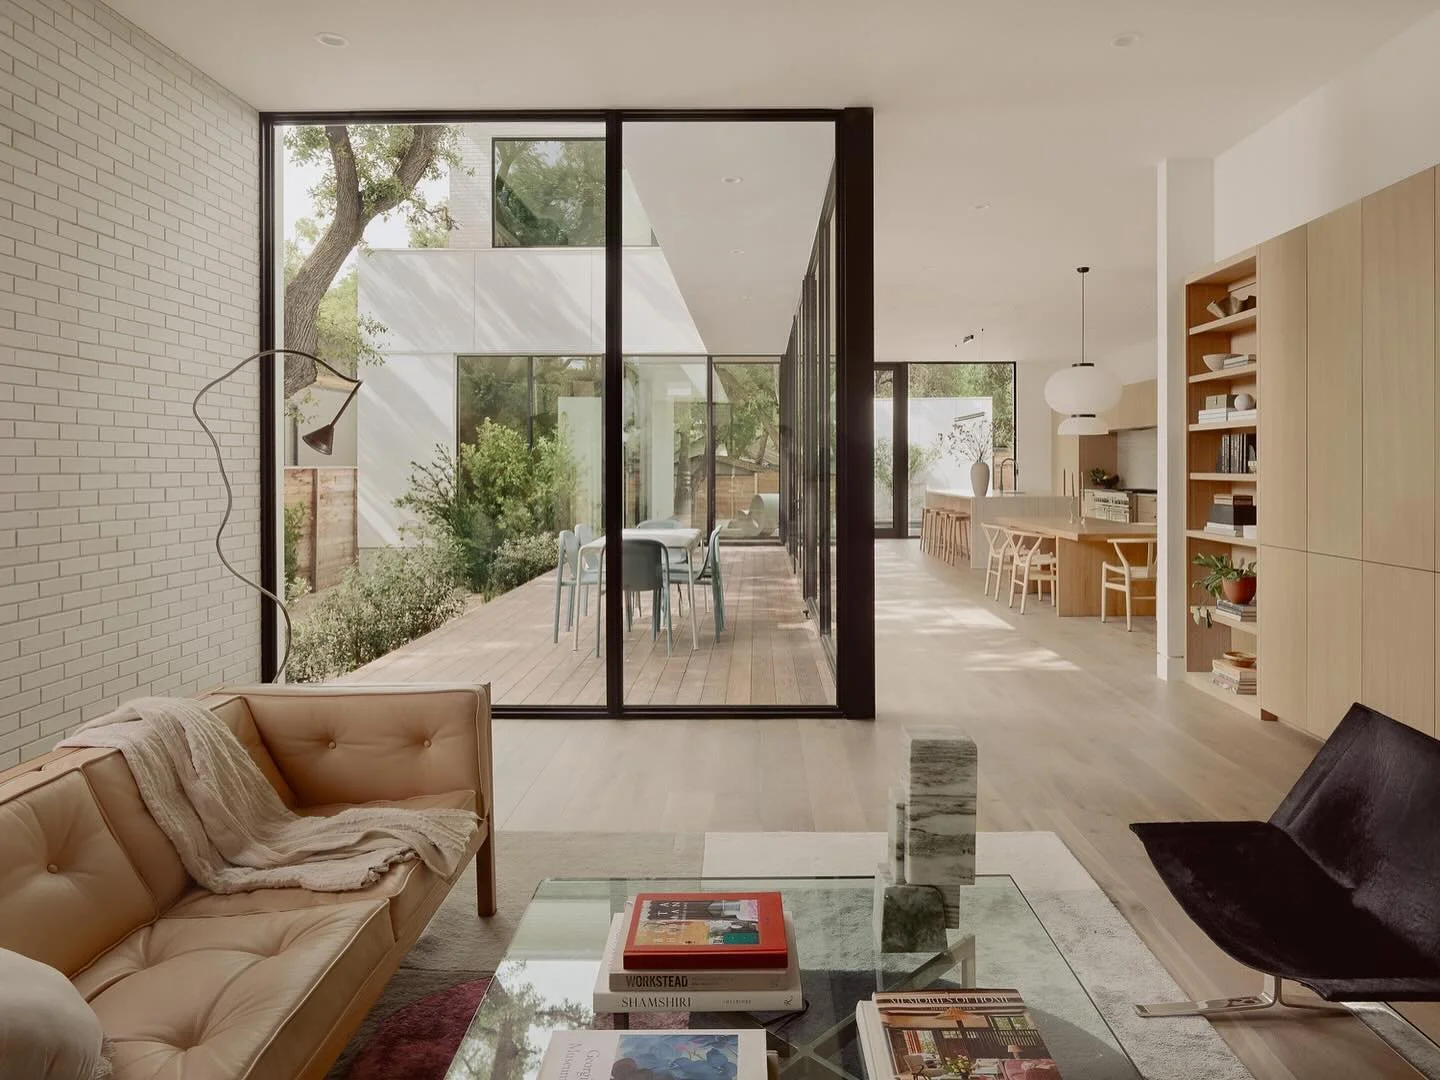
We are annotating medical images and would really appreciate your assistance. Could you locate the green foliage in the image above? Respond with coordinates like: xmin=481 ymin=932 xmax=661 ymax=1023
xmin=874 ymin=436 xmax=940 ymax=495
xmin=909 ymin=363 xmax=1016 ymax=451
xmin=493 ymin=139 xmax=604 ymax=247
xmin=408 ymin=200 xmax=452 ymax=247
xmin=397 ymin=421 xmax=577 ymax=594
xmin=714 ymin=363 xmax=780 ymax=466
xmin=285 ymin=124 xmax=461 ymax=238
xmin=1192 ymin=552 xmax=1257 ymax=599
xmin=287 ymin=536 xmax=467 ymax=683
xmin=283 ymin=502 xmax=307 ymax=586
xmin=488 ymin=534 xmax=560 ymax=599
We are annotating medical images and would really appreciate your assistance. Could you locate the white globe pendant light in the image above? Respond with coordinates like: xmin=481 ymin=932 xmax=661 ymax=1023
xmin=1045 ymin=266 xmax=1121 ymax=432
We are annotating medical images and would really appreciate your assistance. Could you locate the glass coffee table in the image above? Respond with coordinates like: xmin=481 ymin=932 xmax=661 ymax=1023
xmin=445 ymin=876 xmax=1140 ymax=1080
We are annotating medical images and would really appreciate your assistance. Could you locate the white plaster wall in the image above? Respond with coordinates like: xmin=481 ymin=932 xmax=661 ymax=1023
xmin=1016 ymin=363 xmax=1065 ymax=495
xmin=1214 ymin=10 xmax=1440 ymax=256
xmin=357 ymin=356 xmax=456 ymax=549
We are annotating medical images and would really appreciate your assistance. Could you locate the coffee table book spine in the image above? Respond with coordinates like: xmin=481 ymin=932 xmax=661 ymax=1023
xmin=623 ymin=891 xmax=788 ymax=971
xmin=607 ymin=911 xmax=796 ymax=992
xmin=595 ymin=914 xmax=802 ymax=1013
xmin=538 ymin=1030 xmax=770 ymax=1080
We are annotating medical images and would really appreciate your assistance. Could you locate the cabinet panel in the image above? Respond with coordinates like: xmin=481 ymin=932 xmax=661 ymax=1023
xmin=1362 ymin=169 xmax=1436 ymax=570
xmin=1258 ymin=227 xmax=1307 ymax=551
xmin=1305 ymin=554 xmax=1362 ymax=739
xmin=1306 ymin=204 xmax=1363 ymax=559
xmin=1361 ymin=562 xmax=1436 ymax=735
xmin=1258 ymin=545 xmax=1306 ymax=725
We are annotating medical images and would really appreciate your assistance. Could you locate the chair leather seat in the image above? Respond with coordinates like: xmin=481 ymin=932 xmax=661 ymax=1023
xmin=165 ymin=789 xmax=478 ymax=935
xmin=75 ymin=901 xmax=392 ymax=1080
xmin=1133 ymin=819 xmax=1432 ymax=995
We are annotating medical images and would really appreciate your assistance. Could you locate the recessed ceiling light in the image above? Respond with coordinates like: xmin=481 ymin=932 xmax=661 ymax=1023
xmin=730 ymin=248 xmax=745 ymax=256
xmin=1111 ymin=31 xmax=1142 ymax=48
xmin=315 ymin=31 xmax=349 ymax=48
xmin=722 ymin=175 xmax=744 ymax=185
xmin=972 ymin=202 xmax=991 ymax=211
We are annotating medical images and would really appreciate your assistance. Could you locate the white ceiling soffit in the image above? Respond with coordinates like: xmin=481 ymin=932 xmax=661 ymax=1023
xmin=106 ymin=0 xmax=1440 ymax=367
xmin=625 ymin=122 xmax=834 ymax=357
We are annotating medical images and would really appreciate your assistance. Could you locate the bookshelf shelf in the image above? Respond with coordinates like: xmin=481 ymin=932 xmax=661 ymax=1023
xmin=1189 ymin=309 xmax=1257 ymax=336
xmin=1190 ymin=472 xmax=1257 ymax=481
xmin=1184 ymin=671 xmax=1262 ymax=719
xmin=1186 ymin=530 xmax=1258 ymax=547
xmin=1190 ymin=420 xmax=1257 ymax=432
xmin=1189 ymin=362 xmax=1258 ymax=384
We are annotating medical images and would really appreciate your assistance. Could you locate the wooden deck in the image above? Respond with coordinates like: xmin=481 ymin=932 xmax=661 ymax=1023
xmin=343 ymin=545 xmax=835 ymax=707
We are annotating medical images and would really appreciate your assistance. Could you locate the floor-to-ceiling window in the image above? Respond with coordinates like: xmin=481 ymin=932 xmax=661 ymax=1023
xmin=262 ymin=110 xmax=871 ymax=716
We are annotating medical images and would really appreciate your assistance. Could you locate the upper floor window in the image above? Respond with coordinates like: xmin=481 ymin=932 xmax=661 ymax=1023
xmin=493 ymin=138 xmax=605 ymax=248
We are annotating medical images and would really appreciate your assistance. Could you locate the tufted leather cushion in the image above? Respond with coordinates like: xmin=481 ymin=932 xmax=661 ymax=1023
xmin=75 ymin=901 xmax=392 ymax=1080
xmin=0 ymin=770 xmax=156 ymax=977
xmin=206 ymin=695 xmax=298 ymax=808
xmin=237 ymin=687 xmax=487 ymax=812
xmin=164 ymin=789 xmax=481 ymax=936
xmin=77 ymin=749 xmax=190 ymax=911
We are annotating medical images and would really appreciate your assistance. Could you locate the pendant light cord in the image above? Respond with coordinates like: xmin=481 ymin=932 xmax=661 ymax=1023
xmin=1077 ymin=265 xmax=1090 ymax=368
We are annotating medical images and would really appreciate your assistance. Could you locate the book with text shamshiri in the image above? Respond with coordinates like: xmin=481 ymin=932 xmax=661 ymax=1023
xmin=856 ymin=989 xmax=1061 ymax=1080
xmin=595 ymin=911 xmax=803 ymax=1013
xmin=623 ymin=892 xmax=788 ymax=971
xmin=537 ymin=1030 xmax=770 ymax=1080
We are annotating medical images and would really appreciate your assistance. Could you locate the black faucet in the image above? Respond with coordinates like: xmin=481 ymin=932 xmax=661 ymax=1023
xmin=997 ymin=457 xmax=1017 ymax=493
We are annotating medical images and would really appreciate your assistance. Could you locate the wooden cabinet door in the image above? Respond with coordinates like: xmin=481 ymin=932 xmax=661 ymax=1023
xmin=1306 ymin=204 xmax=1362 ymax=559
xmin=1305 ymin=554 xmax=1361 ymax=739
xmin=1361 ymin=562 xmax=1436 ymax=735
xmin=1362 ymin=169 xmax=1437 ymax=571
xmin=1258 ymin=545 xmax=1306 ymax=726
xmin=1258 ymin=227 xmax=1307 ymax=551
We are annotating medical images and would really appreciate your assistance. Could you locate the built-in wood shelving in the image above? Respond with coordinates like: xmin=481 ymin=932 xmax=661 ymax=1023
xmin=1190 ymin=472 xmax=1257 ymax=482
xmin=1189 ymin=309 xmax=1258 ymax=336
xmin=1189 ymin=362 xmax=1259 ymax=384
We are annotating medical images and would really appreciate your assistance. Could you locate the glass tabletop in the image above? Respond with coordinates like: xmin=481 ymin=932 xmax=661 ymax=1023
xmin=445 ymin=876 xmax=1139 ymax=1080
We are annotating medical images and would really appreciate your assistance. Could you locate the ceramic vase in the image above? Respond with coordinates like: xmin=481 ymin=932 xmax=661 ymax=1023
xmin=970 ymin=460 xmax=991 ymax=498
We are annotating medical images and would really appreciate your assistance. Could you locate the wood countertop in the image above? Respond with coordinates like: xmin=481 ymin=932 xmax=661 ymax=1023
xmin=993 ymin=516 xmax=1158 ymax=543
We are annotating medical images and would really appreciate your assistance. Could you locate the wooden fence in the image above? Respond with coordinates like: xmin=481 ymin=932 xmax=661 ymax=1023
xmin=284 ymin=467 xmax=358 ymax=591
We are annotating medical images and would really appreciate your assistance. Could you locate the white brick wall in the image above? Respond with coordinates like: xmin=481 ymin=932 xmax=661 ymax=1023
xmin=0 ymin=0 xmax=260 ymax=766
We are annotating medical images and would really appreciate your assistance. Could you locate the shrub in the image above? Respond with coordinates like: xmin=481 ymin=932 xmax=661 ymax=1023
xmin=283 ymin=502 xmax=307 ymax=587
xmin=287 ymin=535 xmax=467 ymax=683
xmin=487 ymin=533 xmax=558 ymax=598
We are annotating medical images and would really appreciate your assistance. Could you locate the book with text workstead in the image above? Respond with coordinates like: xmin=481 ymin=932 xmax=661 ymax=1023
xmin=595 ymin=912 xmax=803 ymax=1013
xmin=538 ymin=1030 xmax=770 ymax=1080
xmin=607 ymin=902 xmax=798 ymax=991
xmin=857 ymin=989 xmax=1062 ymax=1080
xmin=622 ymin=892 xmax=788 ymax=971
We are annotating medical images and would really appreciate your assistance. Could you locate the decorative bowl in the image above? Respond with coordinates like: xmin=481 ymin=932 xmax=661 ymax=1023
xmin=1202 ymin=353 xmax=1233 ymax=372
xmin=1223 ymin=650 xmax=1256 ymax=668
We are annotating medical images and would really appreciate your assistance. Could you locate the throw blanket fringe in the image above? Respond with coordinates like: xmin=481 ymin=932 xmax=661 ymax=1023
xmin=61 ymin=697 xmax=478 ymax=893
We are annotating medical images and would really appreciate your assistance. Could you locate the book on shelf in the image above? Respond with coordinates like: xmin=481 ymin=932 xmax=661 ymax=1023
xmin=1213 ymin=659 xmax=1258 ymax=683
xmin=1215 ymin=433 xmax=1258 ymax=475
xmin=1197 ymin=410 xmax=1229 ymax=424
xmin=1223 ymin=353 xmax=1256 ymax=367
xmin=1212 ymin=673 xmax=1258 ymax=695
xmin=595 ymin=911 xmax=803 ymax=1013
xmin=1208 ymin=504 xmax=1257 ymax=526
xmin=1228 ymin=409 xmax=1257 ymax=422
xmin=856 ymin=989 xmax=1063 ymax=1080
xmin=1215 ymin=599 xmax=1257 ymax=620
xmin=1203 ymin=523 xmax=1246 ymax=537
xmin=538 ymin=1030 xmax=771 ymax=1080
xmin=1213 ymin=494 xmax=1253 ymax=506
xmin=623 ymin=892 xmax=788 ymax=971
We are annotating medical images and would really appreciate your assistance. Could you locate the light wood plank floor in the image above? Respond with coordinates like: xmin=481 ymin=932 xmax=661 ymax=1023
xmin=491 ymin=539 xmax=1437 ymax=1080
xmin=343 ymin=545 xmax=834 ymax=708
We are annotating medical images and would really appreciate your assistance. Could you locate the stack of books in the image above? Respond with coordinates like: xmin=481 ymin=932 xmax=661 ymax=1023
xmin=1223 ymin=352 xmax=1256 ymax=368
xmin=1212 ymin=658 xmax=1258 ymax=695
xmin=1215 ymin=433 xmax=1257 ymax=473
xmin=856 ymin=989 xmax=1063 ymax=1080
xmin=538 ymin=1031 xmax=773 ymax=1080
xmin=1198 ymin=393 xmax=1258 ymax=425
xmin=1205 ymin=494 xmax=1256 ymax=538
xmin=593 ymin=892 xmax=802 ymax=1013
xmin=1216 ymin=598 xmax=1257 ymax=622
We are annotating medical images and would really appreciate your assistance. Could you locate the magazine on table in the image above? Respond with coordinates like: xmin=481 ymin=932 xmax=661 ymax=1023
xmin=856 ymin=989 xmax=1061 ymax=1079
xmin=537 ymin=1030 xmax=771 ymax=1080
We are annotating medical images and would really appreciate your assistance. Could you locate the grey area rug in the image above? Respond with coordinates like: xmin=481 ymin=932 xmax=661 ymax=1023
xmin=330 ymin=830 xmax=1252 ymax=1080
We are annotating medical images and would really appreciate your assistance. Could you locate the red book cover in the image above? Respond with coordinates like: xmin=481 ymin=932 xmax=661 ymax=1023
xmin=622 ymin=892 xmax=788 ymax=971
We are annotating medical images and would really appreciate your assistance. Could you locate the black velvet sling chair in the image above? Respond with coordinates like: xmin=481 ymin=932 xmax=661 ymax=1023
xmin=1130 ymin=702 xmax=1440 ymax=1020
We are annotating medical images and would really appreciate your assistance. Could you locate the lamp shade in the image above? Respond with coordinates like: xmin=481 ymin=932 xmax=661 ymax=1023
xmin=301 ymin=424 xmax=335 ymax=455
xmin=1044 ymin=363 xmax=1122 ymax=416
xmin=1056 ymin=414 xmax=1111 ymax=436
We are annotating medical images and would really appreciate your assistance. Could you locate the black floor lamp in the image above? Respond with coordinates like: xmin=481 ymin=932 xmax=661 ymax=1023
xmin=192 ymin=349 xmax=362 ymax=681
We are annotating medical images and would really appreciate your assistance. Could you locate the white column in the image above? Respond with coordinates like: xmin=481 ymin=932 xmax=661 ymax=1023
xmin=1156 ymin=160 xmax=1214 ymax=680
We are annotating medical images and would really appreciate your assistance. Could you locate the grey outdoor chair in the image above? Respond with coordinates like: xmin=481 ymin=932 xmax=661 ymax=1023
xmin=593 ymin=538 xmax=674 ymax=656
xmin=552 ymin=529 xmax=600 ymax=643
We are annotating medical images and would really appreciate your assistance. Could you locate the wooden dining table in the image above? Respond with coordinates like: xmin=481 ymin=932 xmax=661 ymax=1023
xmin=993 ymin=516 xmax=1157 ymax=617
xmin=575 ymin=527 xmax=703 ymax=652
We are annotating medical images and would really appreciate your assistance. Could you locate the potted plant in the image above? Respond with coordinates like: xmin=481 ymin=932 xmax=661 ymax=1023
xmin=1088 ymin=467 xmax=1119 ymax=489
xmin=936 ymin=416 xmax=994 ymax=497
xmin=1191 ymin=552 xmax=1257 ymax=627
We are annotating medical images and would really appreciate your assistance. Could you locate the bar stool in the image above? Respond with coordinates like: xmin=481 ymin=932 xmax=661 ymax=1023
xmin=920 ymin=505 xmax=937 ymax=555
xmin=950 ymin=513 xmax=971 ymax=563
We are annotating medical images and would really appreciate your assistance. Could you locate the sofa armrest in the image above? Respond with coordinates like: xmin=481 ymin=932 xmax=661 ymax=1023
xmin=205 ymin=685 xmax=493 ymax=819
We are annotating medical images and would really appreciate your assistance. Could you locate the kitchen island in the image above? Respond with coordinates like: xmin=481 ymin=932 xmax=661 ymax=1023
xmin=993 ymin=515 xmax=1157 ymax=617
xmin=924 ymin=490 xmax=1075 ymax=570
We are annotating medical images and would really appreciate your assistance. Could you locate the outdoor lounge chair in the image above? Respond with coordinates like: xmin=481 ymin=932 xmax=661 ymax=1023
xmin=1131 ymin=702 xmax=1440 ymax=1016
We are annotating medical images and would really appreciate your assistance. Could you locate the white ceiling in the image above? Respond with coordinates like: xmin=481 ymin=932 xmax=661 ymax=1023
xmin=107 ymin=0 xmax=1440 ymax=369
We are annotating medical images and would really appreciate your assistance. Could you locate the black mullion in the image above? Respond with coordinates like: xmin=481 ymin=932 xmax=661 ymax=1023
xmin=258 ymin=119 xmax=278 ymax=681
xmin=894 ymin=364 xmax=910 ymax=538
xmin=603 ymin=114 xmax=624 ymax=717
xmin=706 ymin=356 xmax=716 ymax=538
xmin=835 ymin=108 xmax=876 ymax=719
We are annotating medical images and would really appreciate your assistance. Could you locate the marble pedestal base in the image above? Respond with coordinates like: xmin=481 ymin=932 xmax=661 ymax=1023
xmin=873 ymin=870 xmax=948 ymax=953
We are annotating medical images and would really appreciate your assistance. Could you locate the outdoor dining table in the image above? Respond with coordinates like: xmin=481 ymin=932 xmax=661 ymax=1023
xmin=575 ymin=527 xmax=702 ymax=652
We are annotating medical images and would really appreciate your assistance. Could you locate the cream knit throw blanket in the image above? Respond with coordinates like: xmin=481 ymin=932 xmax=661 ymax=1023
xmin=60 ymin=697 xmax=478 ymax=893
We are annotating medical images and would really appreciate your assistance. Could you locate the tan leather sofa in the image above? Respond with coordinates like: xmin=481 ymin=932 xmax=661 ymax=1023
xmin=0 ymin=684 xmax=495 ymax=1080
